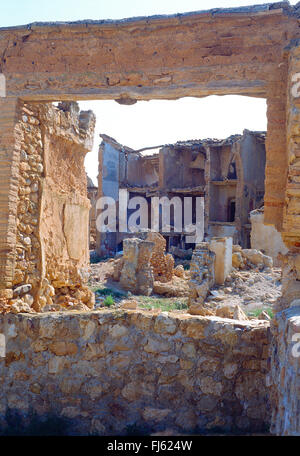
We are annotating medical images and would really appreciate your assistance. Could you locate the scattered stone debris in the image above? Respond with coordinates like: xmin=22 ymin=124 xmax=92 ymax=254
xmin=188 ymin=241 xmax=279 ymax=319
xmin=89 ymin=238 xmax=281 ymax=321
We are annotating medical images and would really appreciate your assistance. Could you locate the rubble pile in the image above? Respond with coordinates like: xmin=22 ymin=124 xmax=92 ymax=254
xmin=112 ymin=232 xmax=190 ymax=297
xmin=188 ymin=241 xmax=278 ymax=320
xmin=232 ymin=245 xmax=273 ymax=270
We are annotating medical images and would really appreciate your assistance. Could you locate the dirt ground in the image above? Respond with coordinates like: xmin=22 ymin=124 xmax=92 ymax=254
xmin=88 ymin=258 xmax=281 ymax=317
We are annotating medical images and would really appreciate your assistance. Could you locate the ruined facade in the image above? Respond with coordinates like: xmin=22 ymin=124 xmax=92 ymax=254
xmin=0 ymin=2 xmax=300 ymax=435
xmin=96 ymin=130 xmax=265 ymax=256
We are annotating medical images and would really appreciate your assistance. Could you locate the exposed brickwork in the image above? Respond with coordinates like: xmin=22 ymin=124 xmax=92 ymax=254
xmin=0 ymin=98 xmax=22 ymax=292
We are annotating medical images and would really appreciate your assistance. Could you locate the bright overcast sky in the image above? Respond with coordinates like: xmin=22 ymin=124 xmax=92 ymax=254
xmin=2 ymin=0 xmax=297 ymax=184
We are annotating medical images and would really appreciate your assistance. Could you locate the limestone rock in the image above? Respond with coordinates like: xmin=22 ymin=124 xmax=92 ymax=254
xmin=113 ymin=258 xmax=124 ymax=281
xmin=241 ymin=249 xmax=265 ymax=266
xmin=232 ymin=245 xmax=242 ymax=253
xmin=10 ymin=299 xmax=34 ymax=314
xmin=174 ymin=264 xmax=185 ymax=278
xmin=142 ymin=407 xmax=171 ymax=422
xmin=120 ymin=238 xmax=154 ymax=295
xmin=146 ymin=232 xmax=174 ymax=283
xmin=263 ymin=255 xmax=273 ymax=269
xmin=13 ymin=284 xmax=32 ymax=298
xmin=120 ymin=299 xmax=138 ymax=310
xmin=216 ymin=305 xmax=234 ymax=319
xmin=233 ymin=305 xmax=249 ymax=321
xmin=188 ymin=303 xmax=215 ymax=316
xmin=188 ymin=243 xmax=215 ymax=315
xmin=232 ymin=252 xmax=244 ymax=269
xmin=153 ymin=276 xmax=189 ymax=297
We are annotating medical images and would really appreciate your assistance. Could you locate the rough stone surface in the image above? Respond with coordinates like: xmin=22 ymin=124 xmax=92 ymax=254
xmin=0 ymin=102 xmax=96 ymax=313
xmin=146 ymin=232 xmax=174 ymax=283
xmin=188 ymin=243 xmax=215 ymax=315
xmin=0 ymin=310 xmax=270 ymax=435
xmin=232 ymin=246 xmax=273 ymax=271
xmin=250 ymin=208 xmax=288 ymax=266
xmin=270 ymin=306 xmax=300 ymax=435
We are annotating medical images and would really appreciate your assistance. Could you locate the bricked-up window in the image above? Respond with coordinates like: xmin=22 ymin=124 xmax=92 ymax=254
xmin=0 ymin=334 xmax=5 ymax=357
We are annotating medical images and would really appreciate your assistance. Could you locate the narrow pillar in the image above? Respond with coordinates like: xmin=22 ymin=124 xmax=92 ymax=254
xmin=209 ymin=237 xmax=232 ymax=285
xmin=264 ymin=60 xmax=288 ymax=232
xmin=0 ymin=97 xmax=22 ymax=297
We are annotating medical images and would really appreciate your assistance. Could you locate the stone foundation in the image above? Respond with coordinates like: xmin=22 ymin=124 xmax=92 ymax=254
xmin=116 ymin=232 xmax=176 ymax=295
xmin=0 ymin=310 xmax=270 ymax=435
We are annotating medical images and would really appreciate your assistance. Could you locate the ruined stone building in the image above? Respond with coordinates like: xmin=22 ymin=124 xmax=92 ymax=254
xmin=95 ymin=130 xmax=266 ymax=256
xmin=1 ymin=2 xmax=300 ymax=436
xmin=250 ymin=207 xmax=288 ymax=265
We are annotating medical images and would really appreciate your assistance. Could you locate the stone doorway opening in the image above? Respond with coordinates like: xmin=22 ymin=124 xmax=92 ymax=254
xmin=80 ymin=95 xmax=283 ymax=325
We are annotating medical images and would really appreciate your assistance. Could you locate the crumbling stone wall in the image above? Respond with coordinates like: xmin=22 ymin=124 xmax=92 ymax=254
xmin=97 ymin=130 xmax=266 ymax=255
xmin=188 ymin=243 xmax=215 ymax=316
xmin=0 ymin=310 xmax=270 ymax=435
xmin=1 ymin=102 xmax=96 ymax=313
xmin=117 ymin=232 xmax=175 ymax=295
xmin=208 ymin=131 xmax=265 ymax=247
xmin=147 ymin=232 xmax=174 ymax=283
xmin=1 ymin=3 xmax=300 ymax=435
xmin=13 ymin=104 xmax=44 ymax=312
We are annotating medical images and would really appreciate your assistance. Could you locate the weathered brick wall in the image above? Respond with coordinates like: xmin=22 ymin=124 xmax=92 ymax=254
xmin=0 ymin=311 xmax=270 ymax=435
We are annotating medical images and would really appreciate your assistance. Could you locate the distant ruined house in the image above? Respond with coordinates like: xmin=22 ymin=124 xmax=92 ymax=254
xmin=93 ymin=130 xmax=267 ymax=256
